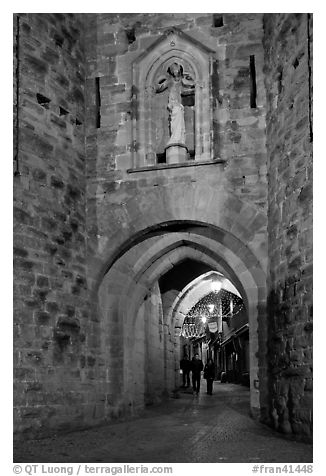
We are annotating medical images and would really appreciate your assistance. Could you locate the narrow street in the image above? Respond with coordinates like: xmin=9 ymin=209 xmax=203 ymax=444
xmin=14 ymin=383 xmax=312 ymax=463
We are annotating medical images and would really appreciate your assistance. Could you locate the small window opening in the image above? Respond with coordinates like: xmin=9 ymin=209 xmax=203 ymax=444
xmin=59 ymin=106 xmax=69 ymax=116
xmin=188 ymin=149 xmax=195 ymax=160
xmin=156 ymin=152 xmax=166 ymax=164
xmin=36 ymin=93 xmax=51 ymax=109
xmin=125 ymin=28 xmax=136 ymax=44
xmin=54 ymin=33 xmax=64 ymax=48
xmin=213 ymin=14 xmax=224 ymax=27
xmin=277 ymin=67 xmax=283 ymax=95
xmin=277 ymin=75 xmax=282 ymax=95
xmin=293 ymin=57 xmax=300 ymax=69
xmin=95 ymin=77 xmax=101 ymax=129
xmin=249 ymin=55 xmax=257 ymax=109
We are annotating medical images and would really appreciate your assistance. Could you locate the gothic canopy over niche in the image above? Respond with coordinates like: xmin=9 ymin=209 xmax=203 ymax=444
xmin=131 ymin=28 xmax=215 ymax=168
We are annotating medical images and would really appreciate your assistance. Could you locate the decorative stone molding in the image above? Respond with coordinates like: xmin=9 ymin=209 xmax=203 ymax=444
xmin=126 ymin=157 xmax=226 ymax=174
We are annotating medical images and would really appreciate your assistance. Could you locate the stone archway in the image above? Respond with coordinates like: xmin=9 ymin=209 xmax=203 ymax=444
xmin=88 ymin=182 xmax=267 ymax=294
xmin=90 ymin=162 xmax=268 ymax=422
xmin=97 ymin=221 xmax=267 ymax=420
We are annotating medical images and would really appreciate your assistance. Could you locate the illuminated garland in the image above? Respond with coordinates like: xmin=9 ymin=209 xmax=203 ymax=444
xmin=180 ymin=290 xmax=244 ymax=339
xmin=180 ymin=323 xmax=206 ymax=338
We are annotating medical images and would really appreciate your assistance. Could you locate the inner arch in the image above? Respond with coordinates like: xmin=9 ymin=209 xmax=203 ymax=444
xmin=97 ymin=222 xmax=266 ymax=419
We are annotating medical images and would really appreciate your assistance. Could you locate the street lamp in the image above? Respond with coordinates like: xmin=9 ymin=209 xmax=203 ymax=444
xmin=211 ymin=280 xmax=222 ymax=293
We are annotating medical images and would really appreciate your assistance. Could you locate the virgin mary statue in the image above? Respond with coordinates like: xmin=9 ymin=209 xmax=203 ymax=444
xmin=167 ymin=78 xmax=185 ymax=144
xmin=155 ymin=62 xmax=195 ymax=146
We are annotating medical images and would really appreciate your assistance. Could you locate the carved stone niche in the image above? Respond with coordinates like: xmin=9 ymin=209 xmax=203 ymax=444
xmin=131 ymin=28 xmax=215 ymax=168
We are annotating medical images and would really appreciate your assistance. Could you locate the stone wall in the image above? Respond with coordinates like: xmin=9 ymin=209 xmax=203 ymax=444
xmin=13 ymin=13 xmax=93 ymax=436
xmin=263 ymin=13 xmax=313 ymax=439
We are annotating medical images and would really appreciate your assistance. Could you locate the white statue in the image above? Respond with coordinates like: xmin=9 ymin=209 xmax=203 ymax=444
xmin=156 ymin=62 xmax=195 ymax=146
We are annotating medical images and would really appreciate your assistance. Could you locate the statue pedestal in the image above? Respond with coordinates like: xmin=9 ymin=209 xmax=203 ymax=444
xmin=165 ymin=143 xmax=188 ymax=164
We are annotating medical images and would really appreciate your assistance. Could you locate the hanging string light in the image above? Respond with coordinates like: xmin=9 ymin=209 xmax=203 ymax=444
xmin=179 ymin=289 xmax=244 ymax=339
xmin=180 ymin=320 xmax=206 ymax=338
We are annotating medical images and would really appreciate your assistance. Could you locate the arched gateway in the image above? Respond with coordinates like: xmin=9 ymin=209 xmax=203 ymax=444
xmin=95 ymin=211 xmax=267 ymax=421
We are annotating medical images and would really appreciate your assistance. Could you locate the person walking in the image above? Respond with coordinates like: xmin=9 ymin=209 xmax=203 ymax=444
xmin=180 ymin=355 xmax=191 ymax=387
xmin=204 ymin=358 xmax=215 ymax=395
xmin=191 ymin=353 xmax=203 ymax=396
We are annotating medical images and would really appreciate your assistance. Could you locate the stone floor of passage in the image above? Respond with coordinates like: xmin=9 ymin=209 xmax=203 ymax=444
xmin=13 ymin=383 xmax=313 ymax=463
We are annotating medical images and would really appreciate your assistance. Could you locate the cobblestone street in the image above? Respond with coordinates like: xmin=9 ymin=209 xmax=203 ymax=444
xmin=14 ymin=384 xmax=312 ymax=463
